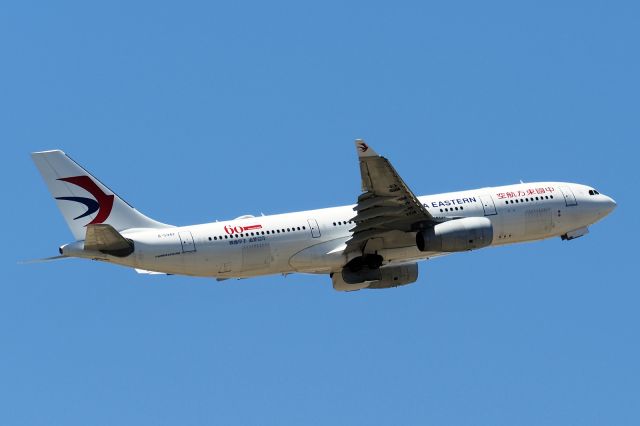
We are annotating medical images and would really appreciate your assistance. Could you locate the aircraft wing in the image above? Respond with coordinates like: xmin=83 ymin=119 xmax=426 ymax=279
xmin=346 ymin=140 xmax=435 ymax=253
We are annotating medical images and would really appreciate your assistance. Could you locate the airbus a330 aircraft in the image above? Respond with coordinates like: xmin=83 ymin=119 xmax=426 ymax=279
xmin=31 ymin=141 xmax=616 ymax=291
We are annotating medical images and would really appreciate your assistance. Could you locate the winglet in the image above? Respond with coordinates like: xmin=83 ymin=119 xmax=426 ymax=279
xmin=355 ymin=139 xmax=379 ymax=158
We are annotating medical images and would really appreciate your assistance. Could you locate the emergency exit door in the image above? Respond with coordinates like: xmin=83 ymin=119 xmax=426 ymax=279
xmin=307 ymin=218 xmax=321 ymax=238
xmin=479 ymin=195 xmax=497 ymax=216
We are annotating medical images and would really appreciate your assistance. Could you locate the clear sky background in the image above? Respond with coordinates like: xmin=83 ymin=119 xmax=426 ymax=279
xmin=1 ymin=1 xmax=639 ymax=425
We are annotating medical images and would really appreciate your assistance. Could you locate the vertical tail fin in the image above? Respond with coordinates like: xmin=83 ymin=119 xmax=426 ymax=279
xmin=31 ymin=150 xmax=172 ymax=240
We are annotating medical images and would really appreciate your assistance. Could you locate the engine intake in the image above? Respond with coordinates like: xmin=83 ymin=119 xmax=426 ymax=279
xmin=417 ymin=217 xmax=493 ymax=252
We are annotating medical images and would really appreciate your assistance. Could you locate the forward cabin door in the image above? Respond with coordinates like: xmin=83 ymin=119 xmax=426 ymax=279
xmin=560 ymin=186 xmax=578 ymax=206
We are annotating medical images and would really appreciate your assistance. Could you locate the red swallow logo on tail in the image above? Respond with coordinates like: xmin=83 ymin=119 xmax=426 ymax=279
xmin=55 ymin=176 xmax=114 ymax=225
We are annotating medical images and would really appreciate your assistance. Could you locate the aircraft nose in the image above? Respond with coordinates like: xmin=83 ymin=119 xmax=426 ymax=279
xmin=601 ymin=195 xmax=617 ymax=215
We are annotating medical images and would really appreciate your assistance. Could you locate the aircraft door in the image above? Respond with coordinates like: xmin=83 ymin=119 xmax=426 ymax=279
xmin=308 ymin=218 xmax=321 ymax=238
xmin=479 ymin=195 xmax=497 ymax=216
xmin=179 ymin=231 xmax=196 ymax=253
xmin=560 ymin=186 xmax=578 ymax=206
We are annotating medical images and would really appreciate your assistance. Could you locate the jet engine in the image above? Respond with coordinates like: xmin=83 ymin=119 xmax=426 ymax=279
xmin=416 ymin=217 xmax=493 ymax=252
xmin=332 ymin=263 xmax=419 ymax=291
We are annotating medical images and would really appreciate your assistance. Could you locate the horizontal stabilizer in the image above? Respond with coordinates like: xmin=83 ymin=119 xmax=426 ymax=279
xmin=19 ymin=255 xmax=68 ymax=265
xmin=85 ymin=224 xmax=134 ymax=257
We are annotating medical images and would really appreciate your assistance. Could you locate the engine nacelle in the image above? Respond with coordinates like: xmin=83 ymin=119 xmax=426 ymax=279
xmin=333 ymin=263 xmax=419 ymax=291
xmin=368 ymin=263 xmax=419 ymax=289
xmin=416 ymin=217 xmax=493 ymax=252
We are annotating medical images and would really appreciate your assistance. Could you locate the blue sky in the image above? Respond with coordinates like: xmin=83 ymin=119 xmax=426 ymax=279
xmin=1 ymin=1 xmax=639 ymax=425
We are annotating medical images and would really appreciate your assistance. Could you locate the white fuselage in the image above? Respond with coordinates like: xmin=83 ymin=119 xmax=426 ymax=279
xmin=62 ymin=181 xmax=615 ymax=279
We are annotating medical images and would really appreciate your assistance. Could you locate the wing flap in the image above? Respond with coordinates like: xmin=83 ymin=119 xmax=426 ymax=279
xmin=351 ymin=205 xmax=406 ymax=222
xmin=135 ymin=268 xmax=168 ymax=275
xmin=353 ymin=195 xmax=403 ymax=211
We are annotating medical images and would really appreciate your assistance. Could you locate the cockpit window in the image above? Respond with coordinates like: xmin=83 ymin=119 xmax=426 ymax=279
xmin=588 ymin=189 xmax=600 ymax=196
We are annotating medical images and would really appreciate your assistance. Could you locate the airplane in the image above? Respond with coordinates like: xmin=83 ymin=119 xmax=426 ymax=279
xmin=30 ymin=140 xmax=616 ymax=291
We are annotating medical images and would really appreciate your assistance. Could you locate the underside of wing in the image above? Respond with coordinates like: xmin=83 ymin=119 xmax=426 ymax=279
xmin=346 ymin=140 xmax=435 ymax=254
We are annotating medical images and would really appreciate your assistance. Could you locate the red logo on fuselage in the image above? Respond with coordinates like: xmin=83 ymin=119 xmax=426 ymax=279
xmin=224 ymin=224 xmax=262 ymax=235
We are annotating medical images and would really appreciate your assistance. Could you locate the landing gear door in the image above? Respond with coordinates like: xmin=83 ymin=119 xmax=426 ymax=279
xmin=307 ymin=218 xmax=321 ymax=238
xmin=479 ymin=195 xmax=497 ymax=216
xmin=179 ymin=231 xmax=196 ymax=253
xmin=560 ymin=186 xmax=578 ymax=207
